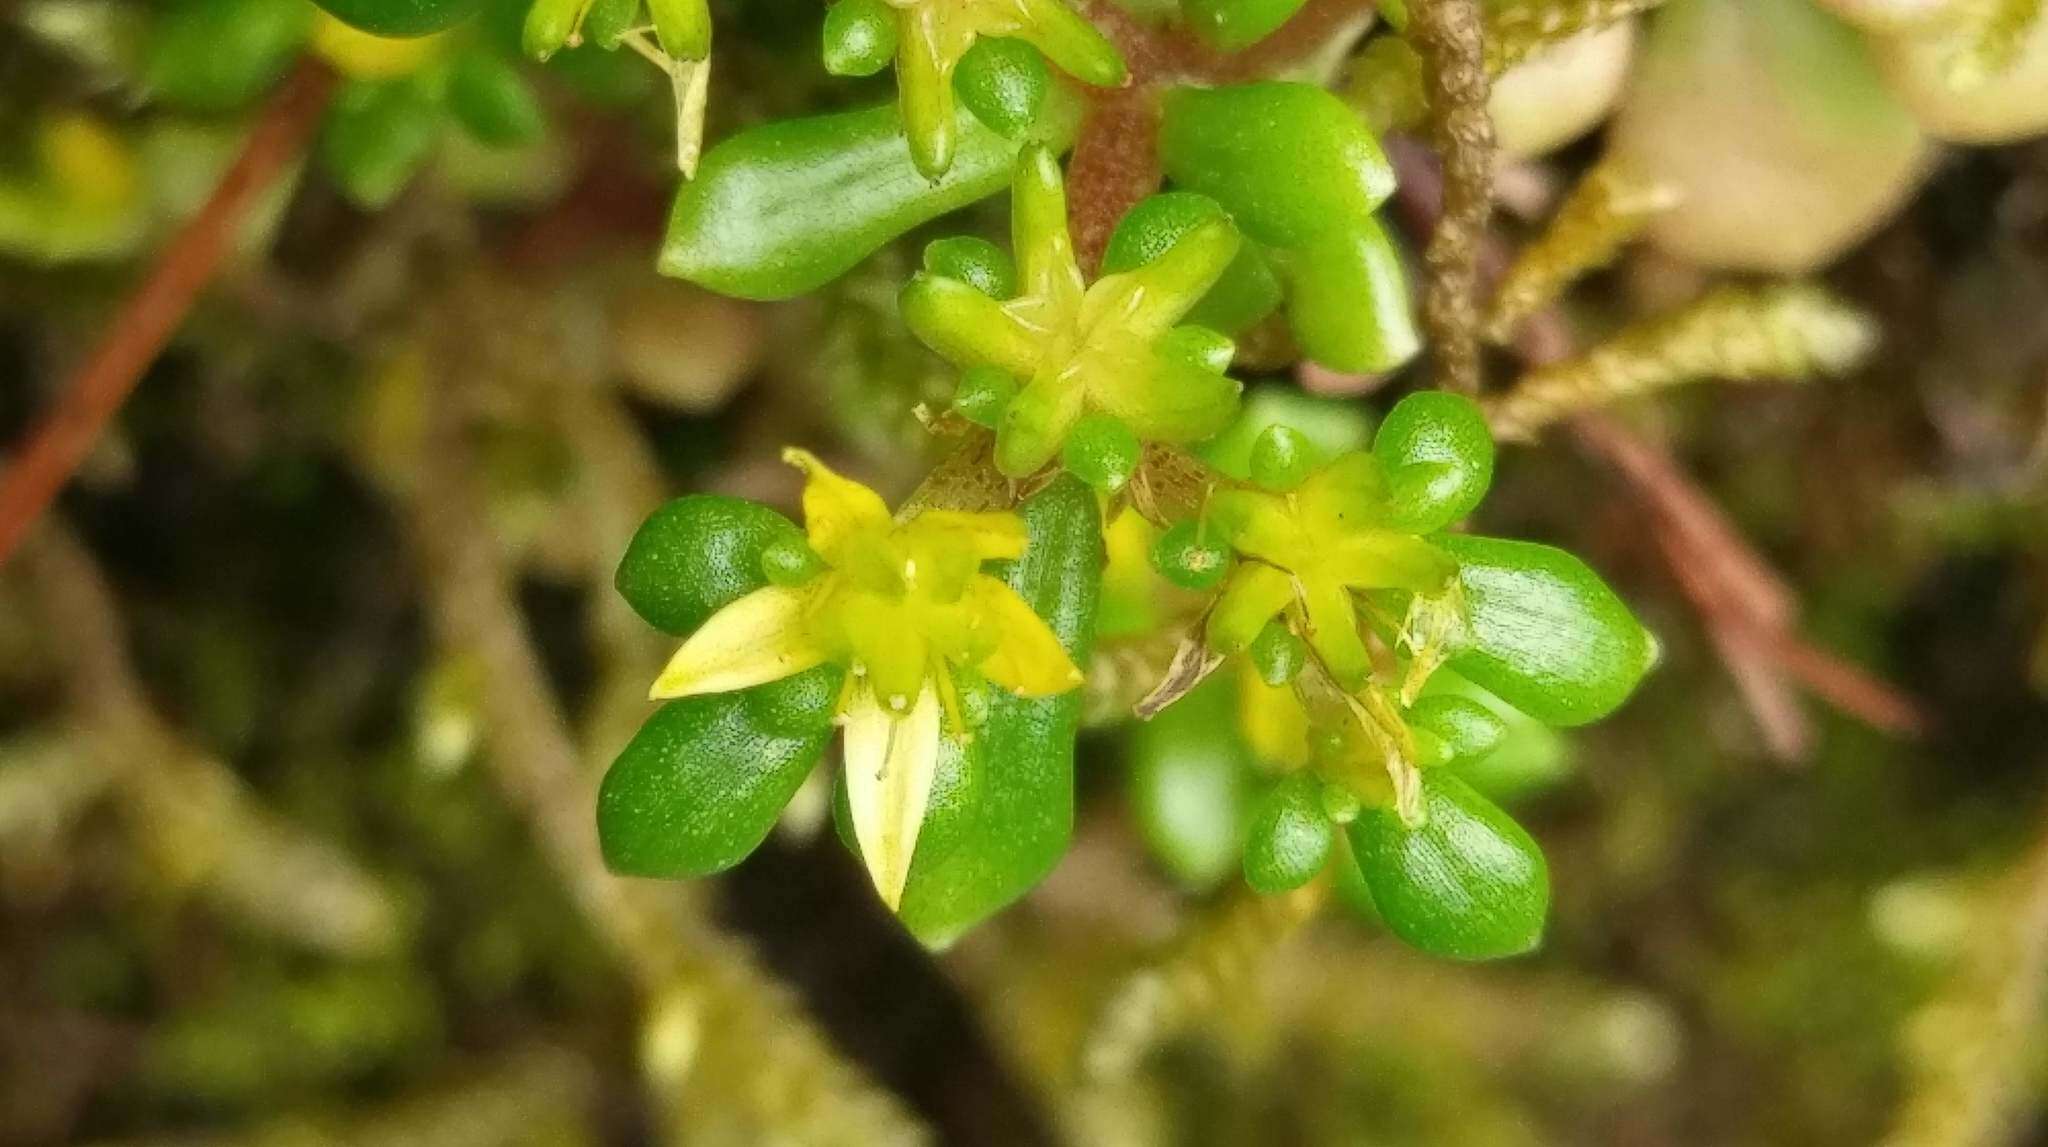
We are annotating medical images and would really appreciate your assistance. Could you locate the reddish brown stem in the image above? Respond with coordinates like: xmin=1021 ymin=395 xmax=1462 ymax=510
xmin=1065 ymin=0 xmax=1374 ymax=271
xmin=1068 ymin=90 xmax=1163 ymax=275
xmin=0 ymin=61 xmax=335 ymax=567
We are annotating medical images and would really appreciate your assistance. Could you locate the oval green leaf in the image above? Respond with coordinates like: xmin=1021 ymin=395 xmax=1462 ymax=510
xmin=1346 ymin=772 xmax=1549 ymax=960
xmin=1435 ymin=534 xmax=1655 ymax=728
xmin=615 ymin=495 xmax=806 ymax=636
xmin=598 ymin=665 xmax=841 ymax=878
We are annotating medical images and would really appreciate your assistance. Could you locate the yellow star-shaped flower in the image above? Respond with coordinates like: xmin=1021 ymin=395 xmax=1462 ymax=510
xmin=901 ymin=146 xmax=1245 ymax=479
xmin=1202 ymin=451 xmax=1458 ymax=691
xmin=649 ymin=448 xmax=1081 ymax=906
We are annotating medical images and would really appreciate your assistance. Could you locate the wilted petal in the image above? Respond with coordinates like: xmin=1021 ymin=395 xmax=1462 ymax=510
xmin=967 ymin=576 xmax=1082 ymax=697
xmin=843 ymin=682 xmax=945 ymax=910
xmin=784 ymin=448 xmax=892 ymax=562
xmin=650 ymin=585 xmax=826 ymax=698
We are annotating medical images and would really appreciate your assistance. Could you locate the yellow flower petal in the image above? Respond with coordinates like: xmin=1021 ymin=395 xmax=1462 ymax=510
xmin=1300 ymin=575 xmax=1371 ymax=690
xmin=842 ymin=681 xmax=944 ymax=910
xmin=898 ymin=511 xmax=1028 ymax=562
xmin=1238 ymin=667 xmax=1310 ymax=769
xmin=1320 ymin=531 xmax=1458 ymax=594
xmin=966 ymin=576 xmax=1082 ymax=697
xmin=649 ymin=585 xmax=826 ymax=699
xmin=783 ymin=448 xmax=891 ymax=562
xmin=1206 ymin=562 xmax=1295 ymax=654
xmin=1298 ymin=451 xmax=1388 ymax=534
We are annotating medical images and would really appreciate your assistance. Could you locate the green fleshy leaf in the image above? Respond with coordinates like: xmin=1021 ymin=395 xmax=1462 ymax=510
xmin=446 ymin=50 xmax=547 ymax=148
xmin=319 ymin=78 xmax=442 ymax=210
xmin=1276 ymin=215 xmax=1419 ymax=374
xmin=923 ymin=235 xmax=1017 ymax=299
xmin=1181 ymin=0 xmax=1309 ymax=51
xmin=954 ymin=38 xmax=1049 ymax=138
xmin=312 ymin=0 xmax=480 ymax=36
xmin=1159 ymin=82 xmax=1396 ymax=248
xmin=1198 ymin=386 xmax=1374 ymax=480
xmin=1436 ymin=534 xmax=1656 ymax=728
xmin=1243 ymin=773 xmax=1333 ymax=893
xmin=615 ymin=495 xmax=806 ymax=636
xmin=1347 ymin=772 xmax=1549 ymax=960
xmin=822 ymin=0 xmax=898 ymax=75
xmin=1128 ymin=676 xmax=1253 ymax=891
xmin=598 ymin=666 xmax=842 ymax=877
xmin=1372 ymin=390 xmax=1494 ymax=533
xmin=147 ymin=0 xmax=312 ymax=112
xmin=660 ymin=95 xmax=1081 ymax=300
xmin=897 ymin=476 xmax=1103 ymax=947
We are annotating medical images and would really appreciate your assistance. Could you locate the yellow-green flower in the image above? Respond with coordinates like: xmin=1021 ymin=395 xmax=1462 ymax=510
xmin=1203 ymin=452 xmax=1457 ymax=691
xmin=901 ymin=146 xmax=1245 ymax=480
xmin=649 ymin=448 xmax=1082 ymax=906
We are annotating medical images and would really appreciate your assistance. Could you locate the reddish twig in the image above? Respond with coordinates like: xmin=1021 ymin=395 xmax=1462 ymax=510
xmin=0 ymin=61 xmax=335 ymax=567
xmin=1068 ymin=89 xmax=1164 ymax=276
xmin=1566 ymin=359 xmax=1928 ymax=755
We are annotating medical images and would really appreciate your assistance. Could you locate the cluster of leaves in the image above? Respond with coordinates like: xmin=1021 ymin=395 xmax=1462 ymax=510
xmin=604 ymin=121 xmax=1656 ymax=957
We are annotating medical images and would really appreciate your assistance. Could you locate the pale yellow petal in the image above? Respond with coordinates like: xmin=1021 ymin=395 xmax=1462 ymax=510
xmin=783 ymin=448 xmax=891 ymax=561
xmin=649 ymin=585 xmax=826 ymax=699
xmin=1239 ymin=668 xmax=1311 ymax=770
xmin=967 ymin=576 xmax=1082 ymax=697
xmin=842 ymin=682 xmax=944 ymax=910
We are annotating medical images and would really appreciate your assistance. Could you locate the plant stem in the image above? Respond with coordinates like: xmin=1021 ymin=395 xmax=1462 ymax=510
xmin=0 ymin=61 xmax=335 ymax=567
xmin=1408 ymin=0 xmax=1494 ymax=395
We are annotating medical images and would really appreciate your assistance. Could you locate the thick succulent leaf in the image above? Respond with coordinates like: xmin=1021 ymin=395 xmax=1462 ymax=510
xmin=897 ymin=476 xmax=1102 ymax=947
xmin=1158 ymin=82 xmax=1397 ymax=248
xmin=1436 ymin=534 xmax=1656 ymax=728
xmin=954 ymin=37 xmax=1048 ymax=138
xmin=1181 ymin=0 xmax=1310 ymax=51
xmin=1277 ymin=216 xmax=1419 ymax=374
xmin=1243 ymin=773 xmax=1333 ymax=893
xmin=1371 ymin=390 xmax=1495 ymax=533
xmin=615 ymin=495 xmax=805 ymax=636
xmin=1128 ymin=676 xmax=1253 ymax=890
xmin=311 ymin=0 xmax=479 ymax=37
xmin=661 ymin=96 xmax=1080 ymax=300
xmin=1347 ymin=771 xmax=1549 ymax=961
xmin=598 ymin=666 xmax=842 ymax=877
